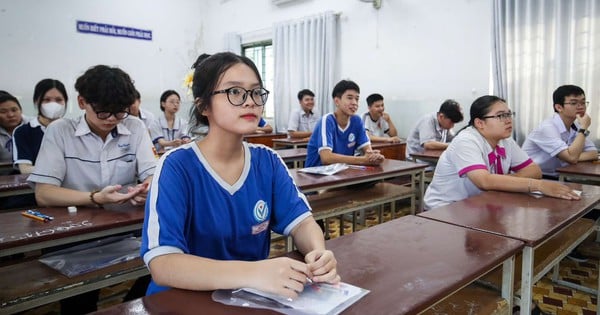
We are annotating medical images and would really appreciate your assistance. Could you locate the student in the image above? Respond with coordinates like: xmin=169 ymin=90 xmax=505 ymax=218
xmin=305 ymin=80 xmax=385 ymax=167
xmin=361 ymin=93 xmax=401 ymax=143
xmin=149 ymin=90 xmax=191 ymax=151
xmin=27 ymin=65 xmax=155 ymax=313
xmin=141 ymin=52 xmax=339 ymax=298
xmin=424 ymin=95 xmax=580 ymax=210
xmin=129 ymin=89 xmax=155 ymax=130
xmin=0 ymin=91 xmax=30 ymax=167
xmin=13 ymin=79 xmax=68 ymax=174
xmin=522 ymin=85 xmax=597 ymax=178
xmin=256 ymin=117 xmax=273 ymax=133
xmin=287 ymin=89 xmax=320 ymax=139
xmin=406 ymin=99 xmax=463 ymax=159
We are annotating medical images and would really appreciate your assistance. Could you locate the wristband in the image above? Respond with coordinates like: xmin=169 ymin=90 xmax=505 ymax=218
xmin=90 ymin=190 xmax=103 ymax=207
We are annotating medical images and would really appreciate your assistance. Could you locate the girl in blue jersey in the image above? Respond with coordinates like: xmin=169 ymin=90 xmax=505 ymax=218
xmin=424 ymin=95 xmax=581 ymax=210
xmin=142 ymin=52 xmax=339 ymax=298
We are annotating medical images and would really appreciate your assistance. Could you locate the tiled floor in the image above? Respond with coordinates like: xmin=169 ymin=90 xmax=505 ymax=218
xmin=20 ymin=204 xmax=600 ymax=315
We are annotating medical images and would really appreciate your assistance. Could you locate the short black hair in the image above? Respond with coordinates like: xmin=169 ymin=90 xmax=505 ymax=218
xmin=191 ymin=53 xmax=211 ymax=69
xmin=74 ymin=65 xmax=136 ymax=113
xmin=438 ymin=99 xmax=463 ymax=123
xmin=553 ymin=85 xmax=585 ymax=112
xmin=366 ymin=93 xmax=383 ymax=107
xmin=332 ymin=80 xmax=359 ymax=99
xmin=159 ymin=90 xmax=180 ymax=111
xmin=297 ymin=89 xmax=314 ymax=101
xmin=0 ymin=90 xmax=21 ymax=110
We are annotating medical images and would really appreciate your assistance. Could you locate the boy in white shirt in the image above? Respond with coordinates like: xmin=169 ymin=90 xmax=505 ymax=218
xmin=362 ymin=93 xmax=401 ymax=143
xmin=287 ymin=89 xmax=320 ymax=139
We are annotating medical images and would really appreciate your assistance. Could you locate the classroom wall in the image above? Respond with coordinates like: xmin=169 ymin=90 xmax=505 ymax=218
xmin=1 ymin=0 xmax=491 ymax=137
xmin=200 ymin=0 xmax=492 ymax=136
xmin=0 ymin=0 xmax=206 ymax=118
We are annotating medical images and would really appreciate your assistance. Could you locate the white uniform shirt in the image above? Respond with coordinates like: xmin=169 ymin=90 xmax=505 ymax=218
xmin=424 ymin=127 xmax=533 ymax=210
xmin=406 ymin=112 xmax=454 ymax=158
xmin=137 ymin=108 xmax=156 ymax=129
xmin=28 ymin=115 xmax=156 ymax=191
xmin=522 ymin=113 xmax=597 ymax=177
xmin=287 ymin=108 xmax=319 ymax=132
xmin=362 ymin=112 xmax=389 ymax=137
xmin=149 ymin=114 xmax=190 ymax=150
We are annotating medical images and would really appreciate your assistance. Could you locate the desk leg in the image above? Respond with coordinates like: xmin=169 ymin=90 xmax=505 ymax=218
xmin=418 ymin=170 xmax=425 ymax=213
xmin=502 ymin=255 xmax=515 ymax=312
xmin=520 ymin=246 xmax=534 ymax=314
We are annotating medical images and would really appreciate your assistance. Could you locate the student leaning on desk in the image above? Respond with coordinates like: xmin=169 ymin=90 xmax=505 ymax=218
xmin=287 ymin=88 xmax=320 ymax=139
xmin=522 ymin=84 xmax=598 ymax=179
xmin=141 ymin=52 xmax=339 ymax=299
xmin=305 ymin=80 xmax=385 ymax=167
xmin=26 ymin=65 xmax=156 ymax=314
xmin=424 ymin=95 xmax=580 ymax=210
xmin=361 ymin=93 xmax=402 ymax=143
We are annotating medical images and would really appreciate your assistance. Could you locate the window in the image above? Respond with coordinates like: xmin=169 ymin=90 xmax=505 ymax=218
xmin=243 ymin=42 xmax=274 ymax=119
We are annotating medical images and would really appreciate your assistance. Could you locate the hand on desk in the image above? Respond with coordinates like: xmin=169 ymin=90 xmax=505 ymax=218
xmin=305 ymin=249 xmax=340 ymax=285
xmin=254 ymin=257 xmax=312 ymax=299
xmin=537 ymin=181 xmax=581 ymax=200
xmin=363 ymin=149 xmax=385 ymax=165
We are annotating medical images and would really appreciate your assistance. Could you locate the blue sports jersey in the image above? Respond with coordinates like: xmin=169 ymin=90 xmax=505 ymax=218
xmin=141 ymin=142 xmax=311 ymax=295
xmin=305 ymin=113 xmax=371 ymax=167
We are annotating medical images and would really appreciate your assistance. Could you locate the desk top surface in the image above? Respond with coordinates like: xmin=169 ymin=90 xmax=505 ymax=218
xmin=418 ymin=184 xmax=600 ymax=246
xmin=0 ymin=204 xmax=145 ymax=251
xmin=93 ymin=215 xmax=523 ymax=315
xmin=272 ymin=137 xmax=309 ymax=144
xmin=275 ymin=147 xmax=307 ymax=159
xmin=556 ymin=160 xmax=600 ymax=177
xmin=0 ymin=174 xmax=29 ymax=192
xmin=410 ymin=149 xmax=444 ymax=160
xmin=243 ymin=132 xmax=287 ymax=139
xmin=291 ymin=159 xmax=426 ymax=192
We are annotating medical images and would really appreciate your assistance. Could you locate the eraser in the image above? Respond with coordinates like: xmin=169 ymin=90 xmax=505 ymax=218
xmin=67 ymin=206 xmax=77 ymax=213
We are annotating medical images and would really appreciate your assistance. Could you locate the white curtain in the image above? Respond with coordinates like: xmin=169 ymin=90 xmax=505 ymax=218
xmin=273 ymin=11 xmax=339 ymax=132
xmin=492 ymin=0 xmax=600 ymax=145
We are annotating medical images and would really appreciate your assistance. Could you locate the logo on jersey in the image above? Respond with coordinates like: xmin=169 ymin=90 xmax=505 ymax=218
xmin=118 ymin=143 xmax=131 ymax=152
xmin=347 ymin=132 xmax=356 ymax=148
xmin=253 ymin=200 xmax=269 ymax=222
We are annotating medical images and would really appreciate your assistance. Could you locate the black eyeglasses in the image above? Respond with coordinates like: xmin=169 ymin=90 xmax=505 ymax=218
xmin=211 ymin=86 xmax=269 ymax=106
xmin=482 ymin=111 xmax=515 ymax=122
xmin=563 ymin=100 xmax=589 ymax=107
xmin=90 ymin=104 xmax=130 ymax=120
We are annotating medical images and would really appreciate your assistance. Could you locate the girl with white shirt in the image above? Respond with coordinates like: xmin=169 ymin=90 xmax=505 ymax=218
xmin=424 ymin=95 xmax=580 ymax=210
xmin=150 ymin=90 xmax=191 ymax=151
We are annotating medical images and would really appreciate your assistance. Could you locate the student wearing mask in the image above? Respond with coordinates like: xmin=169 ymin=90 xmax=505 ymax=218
xmin=13 ymin=79 xmax=68 ymax=174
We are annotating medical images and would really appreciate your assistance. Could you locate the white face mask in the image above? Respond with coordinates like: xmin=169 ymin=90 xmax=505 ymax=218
xmin=40 ymin=102 xmax=66 ymax=119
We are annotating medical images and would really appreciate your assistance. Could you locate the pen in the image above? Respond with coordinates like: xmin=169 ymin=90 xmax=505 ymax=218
xmin=27 ymin=210 xmax=54 ymax=221
xmin=21 ymin=211 xmax=49 ymax=222
xmin=347 ymin=165 xmax=367 ymax=170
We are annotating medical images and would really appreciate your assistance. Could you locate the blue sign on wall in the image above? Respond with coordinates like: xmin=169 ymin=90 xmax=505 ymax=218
xmin=76 ymin=20 xmax=152 ymax=41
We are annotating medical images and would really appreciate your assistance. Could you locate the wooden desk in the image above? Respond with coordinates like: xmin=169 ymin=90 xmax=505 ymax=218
xmin=409 ymin=149 xmax=444 ymax=165
xmin=556 ymin=160 xmax=600 ymax=182
xmin=0 ymin=161 xmax=12 ymax=173
xmin=243 ymin=133 xmax=287 ymax=148
xmin=272 ymin=137 xmax=308 ymax=149
xmin=276 ymin=148 xmax=307 ymax=168
xmin=291 ymin=159 xmax=427 ymax=212
xmin=417 ymin=185 xmax=600 ymax=313
xmin=0 ymin=204 xmax=145 ymax=258
xmin=371 ymin=141 xmax=406 ymax=160
xmin=92 ymin=215 xmax=523 ymax=315
xmin=0 ymin=174 xmax=32 ymax=198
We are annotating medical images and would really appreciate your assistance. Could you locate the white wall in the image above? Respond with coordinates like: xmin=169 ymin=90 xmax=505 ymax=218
xmin=0 ymin=0 xmax=207 ymax=118
xmin=201 ymin=0 xmax=492 ymax=136
xmin=1 ymin=0 xmax=490 ymax=136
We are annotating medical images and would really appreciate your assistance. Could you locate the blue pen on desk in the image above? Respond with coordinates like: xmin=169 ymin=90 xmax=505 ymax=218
xmin=27 ymin=210 xmax=54 ymax=221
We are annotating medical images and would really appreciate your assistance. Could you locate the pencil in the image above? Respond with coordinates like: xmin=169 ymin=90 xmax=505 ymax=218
xmin=21 ymin=211 xmax=48 ymax=222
